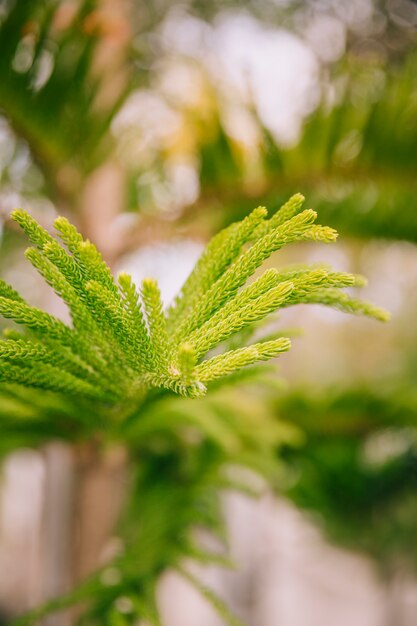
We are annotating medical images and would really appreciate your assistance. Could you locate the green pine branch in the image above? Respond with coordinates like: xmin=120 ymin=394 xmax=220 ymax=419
xmin=0 ymin=195 xmax=388 ymax=408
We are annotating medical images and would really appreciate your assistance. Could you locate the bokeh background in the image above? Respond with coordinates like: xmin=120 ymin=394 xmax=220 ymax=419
xmin=0 ymin=0 xmax=417 ymax=624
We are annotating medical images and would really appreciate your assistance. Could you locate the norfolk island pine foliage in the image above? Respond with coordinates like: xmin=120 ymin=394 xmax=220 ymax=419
xmin=0 ymin=194 xmax=388 ymax=626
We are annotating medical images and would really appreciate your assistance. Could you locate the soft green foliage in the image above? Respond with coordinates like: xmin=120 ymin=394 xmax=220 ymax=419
xmin=10 ymin=374 xmax=301 ymax=626
xmin=0 ymin=2 xmax=406 ymax=622
xmin=278 ymin=386 xmax=417 ymax=578
xmin=188 ymin=54 xmax=417 ymax=245
xmin=0 ymin=0 xmax=129 ymax=202
xmin=0 ymin=195 xmax=388 ymax=626
xmin=1 ymin=1 xmax=416 ymax=247
xmin=0 ymin=196 xmax=387 ymax=411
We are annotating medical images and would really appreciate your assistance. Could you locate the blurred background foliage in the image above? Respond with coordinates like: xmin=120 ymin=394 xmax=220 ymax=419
xmin=0 ymin=0 xmax=416 ymax=240
xmin=1 ymin=0 xmax=417 ymax=624
xmin=279 ymin=386 xmax=417 ymax=575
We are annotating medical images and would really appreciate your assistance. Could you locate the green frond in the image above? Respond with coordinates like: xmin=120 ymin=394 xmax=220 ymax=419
xmin=25 ymin=247 xmax=86 ymax=322
xmin=118 ymin=272 xmax=152 ymax=368
xmin=85 ymin=280 xmax=140 ymax=374
xmin=142 ymin=371 xmax=207 ymax=398
xmin=0 ymin=337 xmax=99 ymax=384
xmin=286 ymin=270 xmax=358 ymax=302
xmin=176 ymin=343 xmax=197 ymax=384
xmin=255 ymin=192 xmax=305 ymax=236
xmin=0 ymin=279 xmax=25 ymax=303
xmin=168 ymin=205 xmax=268 ymax=327
xmin=0 ymin=339 xmax=50 ymax=361
xmin=11 ymin=209 xmax=54 ymax=248
xmin=24 ymin=248 xmax=125 ymax=377
xmin=301 ymin=225 xmax=338 ymax=243
xmin=173 ymin=208 xmax=318 ymax=342
xmin=54 ymin=216 xmax=117 ymax=294
xmin=188 ymin=281 xmax=294 ymax=359
xmin=77 ymin=241 xmax=118 ymax=295
xmin=0 ymin=360 xmax=109 ymax=400
xmin=255 ymin=337 xmax=293 ymax=359
xmin=269 ymin=192 xmax=306 ymax=228
xmin=0 ymin=296 xmax=71 ymax=342
xmin=53 ymin=216 xmax=84 ymax=252
xmin=141 ymin=278 xmax=169 ymax=372
xmin=0 ymin=200 xmax=387 ymax=404
xmin=298 ymin=289 xmax=390 ymax=321
xmin=194 ymin=338 xmax=291 ymax=383
xmin=42 ymin=240 xmax=85 ymax=292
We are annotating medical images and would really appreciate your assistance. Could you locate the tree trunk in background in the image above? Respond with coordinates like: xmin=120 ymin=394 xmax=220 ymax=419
xmin=41 ymin=444 xmax=75 ymax=626
xmin=38 ymin=443 xmax=129 ymax=626
xmin=384 ymin=573 xmax=403 ymax=626
xmin=72 ymin=443 xmax=129 ymax=583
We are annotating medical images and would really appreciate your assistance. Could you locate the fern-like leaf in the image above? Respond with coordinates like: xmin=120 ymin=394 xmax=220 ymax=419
xmin=0 ymin=196 xmax=388 ymax=406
